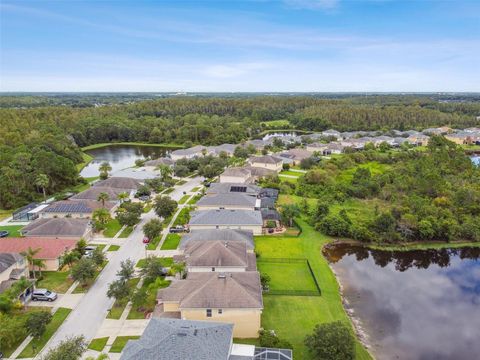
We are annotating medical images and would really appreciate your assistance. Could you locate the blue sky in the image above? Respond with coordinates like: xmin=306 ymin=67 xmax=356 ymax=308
xmin=1 ymin=0 xmax=479 ymax=92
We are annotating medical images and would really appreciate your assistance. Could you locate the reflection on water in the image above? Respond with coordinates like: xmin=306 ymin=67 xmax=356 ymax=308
xmin=471 ymin=156 xmax=479 ymax=166
xmin=324 ymin=244 xmax=480 ymax=360
xmin=80 ymin=145 xmax=173 ymax=177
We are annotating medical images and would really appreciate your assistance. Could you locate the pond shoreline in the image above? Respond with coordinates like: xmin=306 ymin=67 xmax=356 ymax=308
xmin=81 ymin=141 xmax=184 ymax=151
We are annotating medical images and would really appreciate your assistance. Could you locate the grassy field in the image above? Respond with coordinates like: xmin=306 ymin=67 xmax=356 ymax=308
xmin=81 ymin=142 xmax=184 ymax=151
xmin=330 ymin=197 xmax=390 ymax=225
xmin=77 ymin=152 xmax=94 ymax=171
xmin=258 ymin=261 xmax=318 ymax=292
xmin=260 ymin=119 xmax=291 ymax=128
xmin=336 ymin=161 xmax=391 ymax=184
xmin=136 ymin=257 xmax=173 ymax=268
xmin=0 ymin=224 xmax=24 ymax=237
xmin=88 ymin=337 xmax=109 ymax=351
xmin=161 ymin=234 xmax=181 ymax=250
xmin=118 ymin=226 xmax=134 ymax=238
xmin=178 ymin=194 xmax=190 ymax=204
xmin=109 ymin=336 xmax=140 ymax=353
xmin=279 ymin=170 xmax=302 ymax=177
xmin=36 ymin=271 xmax=73 ymax=293
xmin=146 ymin=235 xmax=161 ymax=250
xmin=18 ymin=308 xmax=72 ymax=358
xmin=107 ymin=244 xmax=121 ymax=251
xmin=255 ymin=218 xmax=372 ymax=360
xmin=103 ymin=219 xmax=122 ymax=237
xmin=0 ymin=209 xmax=12 ymax=221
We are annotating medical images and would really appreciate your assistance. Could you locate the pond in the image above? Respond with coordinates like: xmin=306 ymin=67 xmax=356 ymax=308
xmin=262 ymin=131 xmax=301 ymax=141
xmin=324 ymin=244 xmax=480 ymax=360
xmin=80 ymin=145 xmax=174 ymax=177
xmin=471 ymin=155 xmax=480 ymax=166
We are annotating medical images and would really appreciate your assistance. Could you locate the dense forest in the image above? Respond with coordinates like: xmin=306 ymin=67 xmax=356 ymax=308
xmin=0 ymin=94 xmax=479 ymax=210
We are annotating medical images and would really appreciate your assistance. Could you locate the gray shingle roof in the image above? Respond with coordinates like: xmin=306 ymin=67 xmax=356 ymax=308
xmin=243 ymin=166 xmax=276 ymax=177
xmin=41 ymin=200 xmax=113 ymax=214
xmin=120 ymin=318 xmax=233 ymax=360
xmin=158 ymin=272 xmax=263 ymax=309
xmin=249 ymin=155 xmax=283 ymax=165
xmin=0 ymin=253 xmax=23 ymax=273
xmin=178 ymin=241 xmax=249 ymax=268
xmin=144 ymin=157 xmax=175 ymax=167
xmin=189 ymin=210 xmax=262 ymax=226
xmin=94 ymin=177 xmax=141 ymax=190
xmin=221 ymin=167 xmax=252 ymax=178
xmin=179 ymin=230 xmax=254 ymax=250
xmin=71 ymin=187 xmax=130 ymax=201
xmin=21 ymin=218 xmax=90 ymax=237
xmin=197 ymin=194 xmax=257 ymax=208
xmin=207 ymin=183 xmax=261 ymax=196
xmin=171 ymin=145 xmax=206 ymax=156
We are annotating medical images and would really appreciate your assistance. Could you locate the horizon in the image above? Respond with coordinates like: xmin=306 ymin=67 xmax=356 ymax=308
xmin=1 ymin=0 xmax=479 ymax=92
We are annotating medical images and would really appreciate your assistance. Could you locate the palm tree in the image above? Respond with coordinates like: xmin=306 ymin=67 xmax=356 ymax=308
xmin=99 ymin=161 xmax=112 ymax=179
xmin=155 ymin=164 xmax=172 ymax=182
xmin=280 ymin=204 xmax=301 ymax=227
xmin=93 ymin=208 xmax=111 ymax=225
xmin=20 ymin=247 xmax=42 ymax=280
xmin=97 ymin=192 xmax=110 ymax=207
xmin=118 ymin=192 xmax=129 ymax=203
xmin=34 ymin=173 xmax=49 ymax=203
xmin=33 ymin=258 xmax=46 ymax=278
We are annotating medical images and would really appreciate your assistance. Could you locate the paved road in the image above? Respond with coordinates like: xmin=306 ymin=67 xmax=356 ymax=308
xmin=41 ymin=176 xmax=203 ymax=355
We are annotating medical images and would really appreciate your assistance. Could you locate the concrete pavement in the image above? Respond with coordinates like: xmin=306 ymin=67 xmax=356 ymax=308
xmin=39 ymin=176 xmax=204 ymax=356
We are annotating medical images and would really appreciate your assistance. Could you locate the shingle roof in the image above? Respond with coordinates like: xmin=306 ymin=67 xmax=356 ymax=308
xmin=41 ymin=200 xmax=113 ymax=214
xmin=71 ymin=187 xmax=129 ymax=201
xmin=120 ymin=318 xmax=233 ymax=360
xmin=21 ymin=218 xmax=90 ymax=238
xmin=171 ymin=145 xmax=206 ymax=156
xmin=0 ymin=238 xmax=77 ymax=259
xmin=94 ymin=177 xmax=141 ymax=190
xmin=189 ymin=210 xmax=262 ymax=226
xmin=197 ymin=194 xmax=257 ymax=208
xmin=158 ymin=272 xmax=263 ymax=309
xmin=243 ymin=166 xmax=276 ymax=177
xmin=178 ymin=241 xmax=249 ymax=268
xmin=179 ymin=230 xmax=254 ymax=250
xmin=221 ymin=167 xmax=252 ymax=178
xmin=207 ymin=183 xmax=261 ymax=196
xmin=144 ymin=158 xmax=175 ymax=167
xmin=249 ymin=155 xmax=283 ymax=165
xmin=0 ymin=253 xmax=24 ymax=273
xmin=278 ymin=149 xmax=312 ymax=161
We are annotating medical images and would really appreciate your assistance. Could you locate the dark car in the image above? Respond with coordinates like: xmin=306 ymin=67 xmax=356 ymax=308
xmin=0 ymin=230 xmax=9 ymax=238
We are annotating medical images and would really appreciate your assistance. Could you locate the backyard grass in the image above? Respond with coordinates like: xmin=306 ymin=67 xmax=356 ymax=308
xmin=118 ymin=226 xmax=134 ymax=238
xmin=36 ymin=271 xmax=73 ymax=293
xmin=257 ymin=261 xmax=318 ymax=292
xmin=107 ymin=244 xmax=121 ymax=251
xmin=107 ymin=278 xmax=140 ymax=319
xmin=260 ymin=119 xmax=291 ymax=128
xmin=127 ymin=279 xmax=171 ymax=319
xmin=178 ymin=194 xmax=190 ymax=204
xmin=109 ymin=336 xmax=140 ymax=353
xmin=255 ymin=218 xmax=372 ymax=360
xmin=103 ymin=219 xmax=122 ymax=237
xmin=279 ymin=170 xmax=302 ymax=177
xmin=187 ymin=193 xmax=202 ymax=205
xmin=160 ymin=234 xmax=181 ymax=250
xmin=279 ymin=176 xmax=298 ymax=183
xmin=18 ymin=308 xmax=72 ymax=358
xmin=146 ymin=236 xmax=161 ymax=250
xmin=0 ymin=225 xmax=24 ymax=237
xmin=73 ymin=261 xmax=108 ymax=293
xmin=88 ymin=337 xmax=109 ymax=352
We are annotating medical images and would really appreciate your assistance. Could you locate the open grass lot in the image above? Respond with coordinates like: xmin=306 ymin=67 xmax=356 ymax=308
xmin=109 ymin=336 xmax=140 ymax=353
xmin=330 ymin=197 xmax=390 ymax=225
xmin=178 ymin=194 xmax=190 ymax=204
xmin=36 ymin=271 xmax=73 ymax=293
xmin=118 ymin=226 xmax=133 ymax=238
xmin=258 ymin=261 xmax=318 ymax=293
xmin=103 ymin=219 xmax=122 ymax=237
xmin=18 ymin=307 xmax=72 ymax=358
xmin=336 ymin=161 xmax=391 ymax=184
xmin=88 ymin=337 xmax=109 ymax=351
xmin=255 ymin=218 xmax=372 ymax=360
xmin=161 ymin=234 xmax=181 ymax=250
xmin=0 ymin=224 xmax=24 ymax=237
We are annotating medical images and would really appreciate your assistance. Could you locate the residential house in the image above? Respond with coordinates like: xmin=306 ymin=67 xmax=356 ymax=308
xmin=248 ymin=156 xmax=283 ymax=172
xmin=39 ymin=200 xmax=115 ymax=219
xmin=206 ymin=183 xmax=261 ymax=197
xmin=196 ymin=194 xmax=260 ymax=211
xmin=144 ymin=157 xmax=175 ymax=168
xmin=321 ymin=129 xmax=342 ymax=140
xmin=423 ymin=127 xmax=452 ymax=135
xmin=189 ymin=209 xmax=263 ymax=235
xmin=306 ymin=142 xmax=329 ymax=153
xmin=445 ymin=132 xmax=476 ymax=145
xmin=171 ymin=145 xmax=208 ymax=161
xmin=0 ymin=253 xmax=31 ymax=302
xmin=207 ymin=144 xmax=237 ymax=157
xmin=407 ymin=134 xmax=430 ymax=146
xmin=179 ymin=229 xmax=255 ymax=252
xmin=243 ymin=166 xmax=277 ymax=181
xmin=111 ymin=168 xmax=158 ymax=180
xmin=156 ymin=272 xmax=263 ymax=338
xmin=243 ymin=139 xmax=267 ymax=151
xmin=21 ymin=218 xmax=92 ymax=240
xmin=219 ymin=168 xmax=252 ymax=184
xmin=277 ymin=148 xmax=313 ymax=165
xmin=71 ymin=186 xmax=131 ymax=202
xmin=258 ymin=188 xmax=279 ymax=200
xmin=324 ymin=142 xmax=345 ymax=155
xmin=94 ymin=177 xmax=141 ymax=190
xmin=175 ymin=241 xmax=256 ymax=273
xmin=0 ymin=238 xmax=77 ymax=271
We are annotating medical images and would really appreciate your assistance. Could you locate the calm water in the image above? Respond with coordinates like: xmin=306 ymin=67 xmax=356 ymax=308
xmin=80 ymin=145 xmax=173 ymax=177
xmin=472 ymin=156 xmax=480 ymax=166
xmin=324 ymin=244 xmax=480 ymax=360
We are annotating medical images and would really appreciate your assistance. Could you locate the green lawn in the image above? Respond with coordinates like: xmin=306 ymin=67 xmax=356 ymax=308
xmin=36 ymin=271 xmax=73 ymax=293
xmin=161 ymin=234 xmax=181 ymax=250
xmin=73 ymin=261 xmax=108 ymax=293
xmin=136 ymin=257 xmax=173 ymax=268
xmin=163 ymin=187 xmax=174 ymax=194
xmin=191 ymin=186 xmax=201 ymax=192
xmin=0 ymin=209 xmax=12 ymax=221
xmin=143 ymin=203 xmax=153 ymax=213
xmin=279 ymin=176 xmax=299 ymax=183
xmin=18 ymin=307 xmax=72 ymax=358
xmin=88 ymin=337 xmax=109 ymax=351
xmin=77 ymin=152 xmax=94 ymax=171
xmin=118 ymin=226 xmax=134 ymax=238
xmin=329 ymin=198 xmax=390 ymax=225
xmin=260 ymin=119 xmax=290 ymax=128
xmin=187 ymin=194 xmax=202 ymax=205
xmin=103 ymin=219 xmax=122 ymax=237
xmin=173 ymin=207 xmax=192 ymax=226
xmin=109 ymin=336 xmax=140 ymax=353
xmin=107 ymin=278 xmax=140 ymax=319
xmin=107 ymin=244 xmax=121 ymax=251
xmin=257 ymin=261 xmax=318 ymax=293
xmin=127 ymin=279 xmax=171 ymax=319
xmin=146 ymin=235 xmax=161 ymax=250
xmin=178 ymin=194 xmax=190 ymax=204
xmin=0 ymin=225 xmax=24 ymax=237
xmin=280 ymin=170 xmax=302 ymax=177
xmin=336 ymin=161 xmax=391 ymax=184
xmin=176 ymin=179 xmax=187 ymax=186
xmin=255 ymin=218 xmax=372 ymax=360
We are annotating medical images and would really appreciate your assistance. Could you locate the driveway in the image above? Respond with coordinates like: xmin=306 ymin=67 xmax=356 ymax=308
xmin=40 ymin=176 xmax=204 ymax=355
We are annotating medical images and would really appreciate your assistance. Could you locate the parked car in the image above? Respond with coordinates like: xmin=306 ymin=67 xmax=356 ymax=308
xmin=169 ymin=225 xmax=187 ymax=233
xmin=142 ymin=237 xmax=150 ymax=244
xmin=0 ymin=230 xmax=9 ymax=238
xmin=139 ymin=195 xmax=150 ymax=201
xmin=84 ymin=246 xmax=97 ymax=258
xmin=32 ymin=289 xmax=58 ymax=302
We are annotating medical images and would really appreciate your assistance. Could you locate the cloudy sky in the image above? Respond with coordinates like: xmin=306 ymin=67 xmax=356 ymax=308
xmin=1 ymin=0 xmax=479 ymax=92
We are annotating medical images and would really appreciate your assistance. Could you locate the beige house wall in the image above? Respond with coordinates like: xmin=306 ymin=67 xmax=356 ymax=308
xmin=181 ymin=308 xmax=262 ymax=338
xmin=163 ymin=302 xmax=180 ymax=312
xmin=189 ymin=224 xmax=262 ymax=235
xmin=40 ymin=259 xmax=61 ymax=271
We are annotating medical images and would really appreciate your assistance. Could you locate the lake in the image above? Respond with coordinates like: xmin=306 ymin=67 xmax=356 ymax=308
xmin=324 ymin=244 xmax=480 ymax=360
xmin=472 ymin=155 xmax=480 ymax=166
xmin=80 ymin=144 xmax=174 ymax=177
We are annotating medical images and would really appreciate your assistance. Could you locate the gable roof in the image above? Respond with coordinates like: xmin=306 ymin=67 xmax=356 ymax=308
xmin=94 ymin=177 xmax=141 ymax=190
xmin=189 ymin=210 xmax=262 ymax=226
xmin=120 ymin=318 xmax=233 ymax=360
xmin=179 ymin=230 xmax=254 ymax=250
xmin=158 ymin=272 xmax=263 ymax=309
xmin=221 ymin=167 xmax=251 ymax=178
xmin=178 ymin=241 xmax=249 ymax=268
xmin=41 ymin=200 xmax=113 ymax=214
xmin=21 ymin=218 xmax=89 ymax=237
xmin=0 ymin=253 xmax=24 ymax=273
xmin=144 ymin=157 xmax=175 ymax=167
xmin=243 ymin=166 xmax=276 ymax=177
xmin=0 ymin=238 xmax=77 ymax=259
xmin=197 ymin=194 xmax=257 ymax=208
xmin=171 ymin=145 xmax=206 ymax=156
xmin=249 ymin=155 xmax=283 ymax=165
xmin=71 ymin=187 xmax=129 ymax=201
xmin=207 ymin=183 xmax=261 ymax=196
xmin=278 ymin=149 xmax=312 ymax=161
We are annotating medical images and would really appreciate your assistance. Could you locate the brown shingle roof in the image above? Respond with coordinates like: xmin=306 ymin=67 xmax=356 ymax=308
xmin=177 ymin=241 xmax=249 ymax=268
xmin=158 ymin=272 xmax=263 ymax=309
xmin=94 ymin=177 xmax=141 ymax=190
xmin=249 ymin=155 xmax=283 ymax=165
xmin=21 ymin=218 xmax=90 ymax=238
